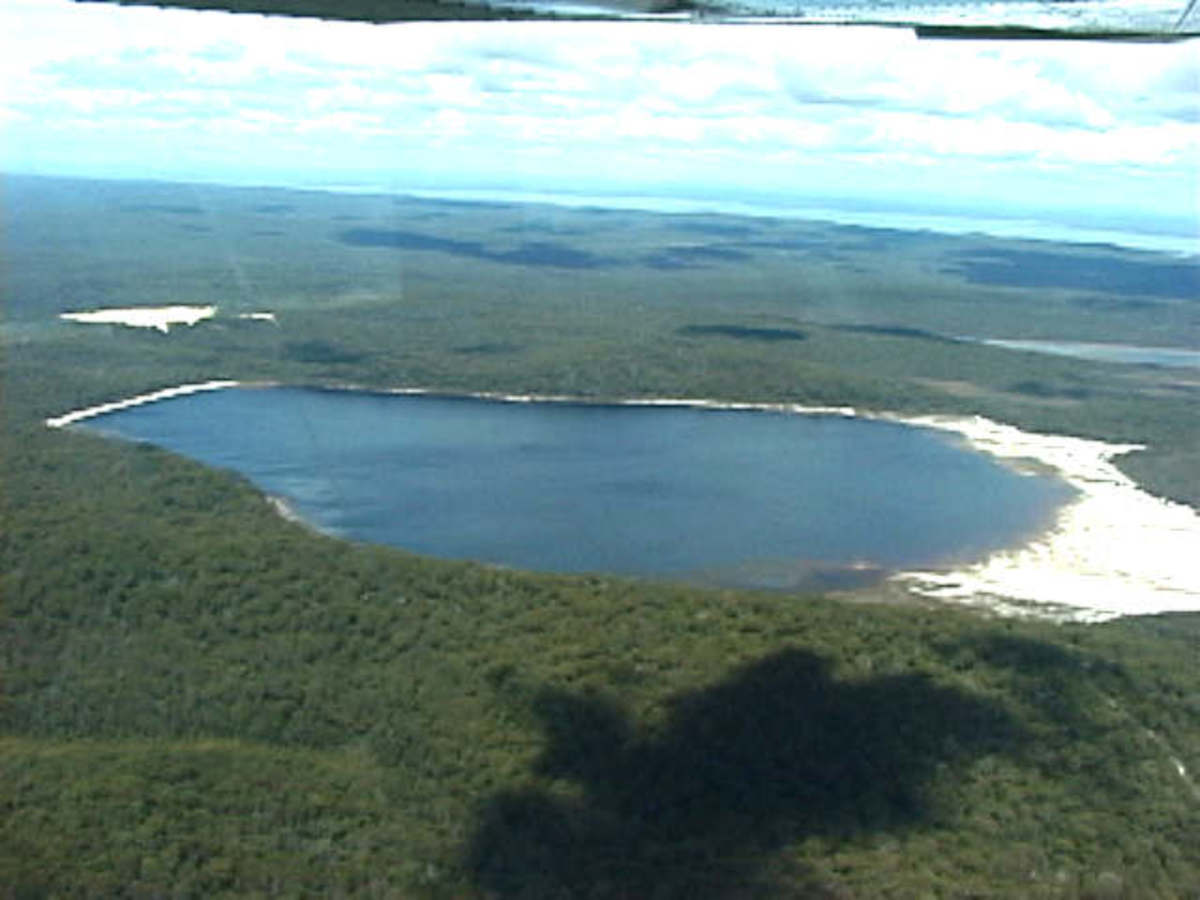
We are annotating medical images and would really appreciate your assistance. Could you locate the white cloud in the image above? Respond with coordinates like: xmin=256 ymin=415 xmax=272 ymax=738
xmin=1 ymin=0 xmax=1195 ymax=234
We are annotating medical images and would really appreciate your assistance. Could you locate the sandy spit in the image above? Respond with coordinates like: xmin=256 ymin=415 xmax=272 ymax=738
xmin=44 ymin=382 xmax=1200 ymax=622
xmin=44 ymin=381 xmax=241 ymax=429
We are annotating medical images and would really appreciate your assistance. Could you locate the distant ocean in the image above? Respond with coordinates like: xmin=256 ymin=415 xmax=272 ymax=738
xmin=315 ymin=183 xmax=1200 ymax=256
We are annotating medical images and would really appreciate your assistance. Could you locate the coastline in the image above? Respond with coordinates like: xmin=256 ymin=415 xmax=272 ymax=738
xmin=358 ymin=186 xmax=1199 ymax=256
xmin=45 ymin=380 xmax=1200 ymax=622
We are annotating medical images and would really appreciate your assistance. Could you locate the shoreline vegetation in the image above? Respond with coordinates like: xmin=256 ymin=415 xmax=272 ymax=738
xmin=48 ymin=379 xmax=1200 ymax=622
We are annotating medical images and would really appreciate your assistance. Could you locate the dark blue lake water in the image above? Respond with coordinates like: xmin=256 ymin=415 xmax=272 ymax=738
xmin=86 ymin=387 xmax=1074 ymax=590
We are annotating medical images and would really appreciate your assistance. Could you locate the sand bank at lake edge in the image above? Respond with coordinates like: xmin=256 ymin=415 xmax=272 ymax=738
xmin=44 ymin=381 xmax=241 ymax=429
xmin=881 ymin=413 xmax=1200 ymax=623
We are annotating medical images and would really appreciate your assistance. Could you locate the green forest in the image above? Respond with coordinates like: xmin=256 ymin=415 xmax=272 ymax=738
xmin=3 ymin=174 xmax=1199 ymax=897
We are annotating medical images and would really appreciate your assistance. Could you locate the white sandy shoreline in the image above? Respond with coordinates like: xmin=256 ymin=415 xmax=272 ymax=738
xmin=44 ymin=380 xmax=1200 ymax=623
xmin=44 ymin=380 xmax=241 ymax=428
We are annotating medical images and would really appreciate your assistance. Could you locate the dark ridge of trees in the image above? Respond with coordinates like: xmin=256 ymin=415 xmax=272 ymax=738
xmin=491 ymin=241 xmax=610 ymax=268
xmin=740 ymin=237 xmax=835 ymax=252
xmin=119 ymin=203 xmax=204 ymax=215
xmin=282 ymin=339 xmax=365 ymax=364
xmin=1070 ymin=295 xmax=1159 ymax=313
xmin=338 ymin=228 xmax=612 ymax=268
xmin=831 ymin=324 xmax=957 ymax=342
xmin=677 ymin=324 xmax=808 ymax=342
xmin=1009 ymin=379 xmax=1092 ymax=400
xmin=952 ymin=248 xmax=1200 ymax=299
xmin=643 ymin=244 xmax=752 ymax=269
xmin=673 ymin=221 xmax=760 ymax=238
xmin=453 ymin=341 xmax=523 ymax=355
xmin=338 ymin=227 xmax=487 ymax=256
xmin=501 ymin=221 xmax=586 ymax=237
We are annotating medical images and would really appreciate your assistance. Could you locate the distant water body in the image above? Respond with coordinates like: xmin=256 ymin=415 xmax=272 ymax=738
xmin=315 ymin=185 xmax=1198 ymax=256
xmin=84 ymin=387 xmax=1075 ymax=591
xmin=976 ymin=339 xmax=1200 ymax=369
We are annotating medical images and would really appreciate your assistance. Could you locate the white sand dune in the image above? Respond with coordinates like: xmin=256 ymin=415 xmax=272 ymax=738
xmin=882 ymin=414 xmax=1200 ymax=622
xmin=59 ymin=305 xmax=217 ymax=333
xmin=45 ymin=382 xmax=1200 ymax=621
xmin=58 ymin=306 xmax=277 ymax=331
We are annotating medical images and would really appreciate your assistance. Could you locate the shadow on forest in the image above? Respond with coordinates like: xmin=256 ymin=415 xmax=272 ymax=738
xmin=946 ymin=633 xmax=1128 ymax=751
xmin=676 ymin=324 xmax=808 ymax=343
xmin=642 ymin=244 xmax=752 ymax=269
xmin=465 ymin=648 xmax=1023 ymax=899
xmin=337 ymin=228 xmax=611 ymax=269
xmin=951 ymin=248 xmax=1199 ymax=299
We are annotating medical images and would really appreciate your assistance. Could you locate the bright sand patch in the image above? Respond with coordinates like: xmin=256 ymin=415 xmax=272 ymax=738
xmin=878 ymin=414 xmax=1200 ymax=622
xmin=44 ymin=381 xmax=241 ymax=429
xmin=60 ymin=305 xmax=217 ymax=333
xmin=45 ymin=382 xmax=1200 ymax=622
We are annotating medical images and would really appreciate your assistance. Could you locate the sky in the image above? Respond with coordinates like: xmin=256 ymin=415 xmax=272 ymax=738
xmin=2 ymin=0 xmax=1197 ymax=247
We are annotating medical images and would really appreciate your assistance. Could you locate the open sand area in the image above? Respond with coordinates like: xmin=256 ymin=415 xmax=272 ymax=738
xmin=58 ymin=305 xmax=277 ymax=333
xmin=59 ymin=305 xmax=218 ymax=333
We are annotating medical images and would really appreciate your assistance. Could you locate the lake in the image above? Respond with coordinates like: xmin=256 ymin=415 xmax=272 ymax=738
xmin=84 ymin=387 xmax=1075 ymax=591
xmin=973 ymin=339 xmax=1200 ymax=369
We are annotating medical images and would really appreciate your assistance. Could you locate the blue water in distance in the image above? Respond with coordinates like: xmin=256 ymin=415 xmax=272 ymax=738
xmin=85 ymin=386 xmax=1075 ymax=590
xmin=975 ymin=339 xmax=1200 ymax=369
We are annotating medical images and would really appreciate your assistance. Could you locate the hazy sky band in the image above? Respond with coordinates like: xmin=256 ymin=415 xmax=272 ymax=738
xmin=2 ymin=0 xmax=1196 ymax=243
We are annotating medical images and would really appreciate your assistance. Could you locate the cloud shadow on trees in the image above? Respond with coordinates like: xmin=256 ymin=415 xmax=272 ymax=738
xmin=465 ymin=647 xmax=1024 ymax=898
xmin=336 ymin=227 xmax=612 ymax=269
